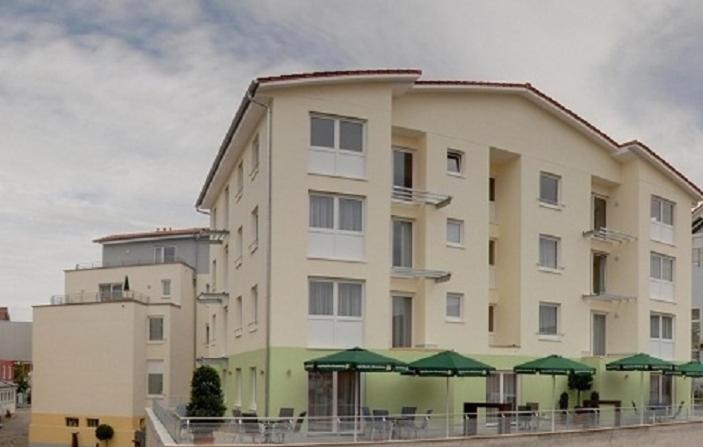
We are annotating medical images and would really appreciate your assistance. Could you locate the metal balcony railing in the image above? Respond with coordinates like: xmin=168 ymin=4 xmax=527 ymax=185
xmin=391 ymin=267 xmax=451 ymax=283
xmin=71 ymin=257 xmax=190 ymax=270
xmin=49 ymin=290 xmax=151 ymax=305
xmin=582 ymin=292 xmax=636 ymax=302
xmin=197 ymin=291 xmax=229 ymax=304
xmin=392 ymin=186 xmax=452 ymax=208
xmin=582 ymin=228 xmax=636 ymax=244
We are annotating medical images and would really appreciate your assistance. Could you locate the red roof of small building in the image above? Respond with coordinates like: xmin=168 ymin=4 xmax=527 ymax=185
xmin=94 ymin=227 xmax=209 ymax=243
xmin=0 ymin=307 xmax=9 ymax=321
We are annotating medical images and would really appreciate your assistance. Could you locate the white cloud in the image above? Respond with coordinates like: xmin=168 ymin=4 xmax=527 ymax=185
xmin=1 ymin=0 xmax=702 ymax=318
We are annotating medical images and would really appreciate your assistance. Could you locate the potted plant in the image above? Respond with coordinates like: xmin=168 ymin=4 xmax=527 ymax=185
xmin=187 ymin=366 xmax=226 ymax=444
xmin=95 ymin=424 xmax=114 ymax=447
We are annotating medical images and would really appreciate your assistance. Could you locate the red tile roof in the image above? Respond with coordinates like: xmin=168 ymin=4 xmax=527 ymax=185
xmin=94 ymin=227 xmax=209 ymax=243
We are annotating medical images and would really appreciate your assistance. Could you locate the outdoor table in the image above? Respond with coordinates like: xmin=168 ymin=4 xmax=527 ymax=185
xmin=463 ymin=402 xmax=512 ymax=436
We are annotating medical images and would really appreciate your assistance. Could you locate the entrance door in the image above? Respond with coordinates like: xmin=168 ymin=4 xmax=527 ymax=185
xmin=392 ymin=296 xmax=412 ymax=347
xmin=486 ymin=372 xmax=518 ymax=409
xmin=593 ymin=196 xmax=607 ymax=231
xmin=592 ymin=313 xmax=606 ymax=356
xmin=649 ymin=373 xmax=673 ymax=406
xmin=308 ymin=371 xmax=359 ymax=433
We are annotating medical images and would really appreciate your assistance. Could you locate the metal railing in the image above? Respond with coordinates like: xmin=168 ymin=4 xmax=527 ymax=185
xmin=71 ymin=257 xmax=190 ymax=270
xmin=151 ymin=403 xmax=703 ymax=445
xmin=49 ymin=290 xmax=151 ymax=305
xmin=392 ymin=186 xmax=452 ymax=208
xmin=582 ymin=227 xmax=636 ymax=244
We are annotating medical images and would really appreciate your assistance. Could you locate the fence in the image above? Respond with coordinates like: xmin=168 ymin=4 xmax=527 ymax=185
xmin=151 ymin=402 xmax=703 ymax=445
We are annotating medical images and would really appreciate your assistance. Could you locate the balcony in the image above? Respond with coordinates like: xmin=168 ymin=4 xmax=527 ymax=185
xmin=582 ymin=228 xmax=636 ymax=244
xmin=197 ymin=291 xmax=229 ymax=304
xmin=49 ymin=290 xmax=151 ymax=305
xmin=391 ymin=186 xmax=452 ymax=208
xmin=582 ymin=292 xmax=636 ymax=302
xmin=391 ymin=266 xmax=451 ymax=282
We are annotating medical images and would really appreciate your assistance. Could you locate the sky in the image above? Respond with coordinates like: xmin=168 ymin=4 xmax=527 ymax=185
xmin=2 ymin=0 xmax=703 ymax=322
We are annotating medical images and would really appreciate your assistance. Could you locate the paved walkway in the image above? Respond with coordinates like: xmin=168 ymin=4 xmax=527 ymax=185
xmin=0 ymin=407 xmax=30 ymax=447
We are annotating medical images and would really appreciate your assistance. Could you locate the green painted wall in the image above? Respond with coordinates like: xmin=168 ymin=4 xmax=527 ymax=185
xmin=219 ymin=348 xmax=692 ymax=417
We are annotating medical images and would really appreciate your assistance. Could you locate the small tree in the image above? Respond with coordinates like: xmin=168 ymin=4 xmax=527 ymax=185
xmin=187 ymin=366 xmax=225 ymax=417
xmin=568 ymin=372 xmax=593 ymax=406
xmin=95 ymin=424 xmax=114 ymax=447
xmin=558 ymin=392 xmax=569 ymax=410
xmin=12 ymin=362 xmax=29 ymax=395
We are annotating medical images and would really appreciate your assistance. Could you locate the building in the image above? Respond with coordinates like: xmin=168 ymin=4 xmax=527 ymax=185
xmin=0 ymin=311 xmax=32 ymax=382
xmin=0 ymin=380 xmax=18 ymax=415
xmin=29 ymin=228 xmax=212 ymax=447
xmin=194 ymin=69 xmax=702 ymax=422
xmin=691 ymin=205 xmax=703 ymax=362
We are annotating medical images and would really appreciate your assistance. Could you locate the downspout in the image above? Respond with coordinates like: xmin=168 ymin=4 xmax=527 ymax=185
xmin=247 ymin=90 xmax=273 ymax=417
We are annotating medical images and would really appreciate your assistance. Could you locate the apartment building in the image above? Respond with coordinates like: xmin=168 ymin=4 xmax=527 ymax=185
xmin=195 ymin=69 xmax=702 ymax=422
xmin=0 ymin=310 xmax=32 ymax=382
xmin=29 ymin=228 xmax=211 ymax=447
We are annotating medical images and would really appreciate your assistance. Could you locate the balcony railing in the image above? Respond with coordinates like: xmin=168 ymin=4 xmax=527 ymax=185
xmin=197 ymin=291 xmax=230 ymax=304
xmin=391 ymin=267 xmax=451 ymax=282
xmin=392 ymin=186 xmax=452 ymax=208
xmin=582 ymin=228 xmax=636 ymax=244
xmin=71 ymin=257 xmax=190 ymax=270
xmin=49 ymin=290 xmax=151 ymax=305
xmin=582 ymin=292 xmax=636 ymax=302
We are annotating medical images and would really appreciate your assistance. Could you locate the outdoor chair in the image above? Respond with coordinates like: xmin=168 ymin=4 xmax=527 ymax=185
xmin=669 ymin=401 xmax=685 ymax=420
xmin=361 ymin=407 xmax=372 ymax=437
xmin=407 ymin=409 xmax=432 ymax=438
xmin=371 ymin=410 xmax=393 ymax=440
xmin=241 ymin=411 xmax=265 ymax=443
xmin=395 ymin=406 xmax=417 ymax=438
xmin=271 ymin=407 xmax=295 ymax=442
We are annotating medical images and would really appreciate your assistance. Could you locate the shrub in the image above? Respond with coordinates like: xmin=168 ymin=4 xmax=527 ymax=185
xmin=559 ymin=392 xmax=569 ymax=410
xmin=187 ymin=366 xmax=226 ymax=418
xmin=95 ymin=424 xmax=114 ymax=447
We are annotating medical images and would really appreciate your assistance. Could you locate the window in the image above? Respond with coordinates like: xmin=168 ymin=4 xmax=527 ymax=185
xmin=251 ymin=134 xmax=260 ymax=174
xmin=308 ymin=279 xmax=363 ymax=347
xmin=446 ymin=293 xmax=463 ymax=321
xmin=489 ymin=240 xmax=496 ymax=266
xmin=538 ymin=235 xmax=560 ymax=270
xmin=147 ymin=360 xmax=164 ymax=395
xmin=650 ymin=314 xmax=674 ymax=360
xmin=234 ymin=226 xmax=243 ymax=266
xmin=393 ymin=149 xmax=413 ymax=188
xmin=211 ymin=259 xmax=217 ymax=291
xmin=236 ymin=296 xmax=243 ymax=332
xmin=211 ymin=314 xmax=216 ymax=343
xmin=155 ymin=246 xmax=176 ymax=263
xmin=488 ymin=305 xmax=495 ymax=334
xmin=65 ymin=417 xmax=79 ymax=427
xmin=447 ymin=149 xmax=463 ymax=174
xmin=392 ymin=295 xmax=412 ymax=347
xmin=149 ymin=316 xmax=164 ymax=341
xmin=236 ymin=161 xmax=244 ymax=195
xmin=249 ymin=367 xmax=257 ymax=410
xmin=392 ymin=219 xmax=413 ymax=268
xmin=250 ymin=207 xmax=259 ymax=251
xmin=309 ymin=193 xmax=364 ymax=260
xmin=99 ymin=283 xmax=123 ymax=301
xmin=650 ymin=252 xmax=674 ymax=301
xmin=649 ymin=373 xmax=672 ymax=406
xmin=538 ymin=303 xmax=559 ymax=336
xmin=235 ymin=368 xmax=242 ymax=406
xmin=593 ymin=196 xmax=607 ymax=231
xmin=87 ymin=418 xmax=99 ymax=428
xmin=539 ymin=172 xmax=560 ymax=205
xmin=489 ymin=178 xmax=496 ymax=202
xmin=161 ymin=279 xmax=171 ymax=297
xmin=205 ymin=323 xmax=210 ymax=345
xmin=446 ymin=219 xmax=463 ymax=246
xmin=309 ymin=115 xmax=365 ymax=178
xmin=592 ymin=253 xmax=607 ymax=295
xmin=250 ymin=285 xmax=258 ymax=326
xmin=650 ymin=195 xmax=675 ymax=244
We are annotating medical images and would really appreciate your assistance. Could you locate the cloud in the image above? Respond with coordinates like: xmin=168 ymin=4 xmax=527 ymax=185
xmin=1 ymin=0 xmax=702 ymax=318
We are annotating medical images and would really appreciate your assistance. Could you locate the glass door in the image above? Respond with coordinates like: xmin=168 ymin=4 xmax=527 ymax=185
xmin=308 ymin=371 xmax=359 ymax=433
xmin=393 ymin=149 xmax=413 ymax=189
xmin=392 ymin=296 xmax=412 ymax=347
xmin=592 ymin=313 xmax=606 ymax=356
xmin=592 ymin=253 xmax=607 ymax=295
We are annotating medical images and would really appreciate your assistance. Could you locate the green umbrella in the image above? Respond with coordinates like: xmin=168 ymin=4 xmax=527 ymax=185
xmin=666 ymin=361 xmax=703 ymax=416
xmin=404 ymin=351 xmax=495 ymax=436
xmin=514 ymin=355 xmax=595 ymax=431
xmin=606 ymin=353 xmax=675 ymax=424
xmin=305 ymin=347 xmax=406 ymax=440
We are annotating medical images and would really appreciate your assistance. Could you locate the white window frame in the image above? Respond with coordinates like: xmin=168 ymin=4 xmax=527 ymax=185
xmin=148 ymin=316 xmax=165 ymax=342
xmin=235 ymin=226 xmax=243 ymax=267
xmin=650 ymin=313 xmax=675 ymax=360
xmin=651 ymin=195 xmax=675 ymax=226
xmin=308 ymin=278 xmax=364 ymax=321
xmin=445 ymin=293 xmax=464 ymax=322
xmin=538 ymin=302 xmax=560 ymax=339
xmin=447 ymin=149 xmax=464 ymax=175
xmin=538 ymin=234 xmax=561 ymax=272
xmin=249 ymin=285 xmax=258 ymax=331
xmin=249 ymin=207 xmax=259 ymax=253
xmin=539 ymin=171 xmax=562 ymax=207
xmin=650 ymin=252 xmax=675 ymax=302
xmin=146 ymin=360 xmax=164 ymax=396
xmin=446 ymin=219 xmax=464 ymax=247
xmin=234 ymin=368 xmax=242 ymax=407
xmin=161 ymin=279 xmax=171 ymax=298
xmin=309 ymin=113 xmax=366 ymax=179
xmin=154 ymin=246 xmax=176 ymax=264
xmin=392 ymin=218 xmax=414 ymax=268
xmin=650 ymin=195 xmax=675 ymax=244
xmin=308 ymin=193 xmax=365 ymax=261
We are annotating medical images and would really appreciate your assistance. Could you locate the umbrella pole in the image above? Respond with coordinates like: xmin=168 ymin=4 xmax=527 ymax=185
xmin=551 ymin=375 xmax=556 ymax=432
xmin=354 ymin=372 xmax=359 ymax=442
xmin=445 ymin=376 xmax=450 ymax=437
xmin=640 ymin=371 xmax=644 ymax=425
xmin=691 ymin=376 xmax=694 ymax=418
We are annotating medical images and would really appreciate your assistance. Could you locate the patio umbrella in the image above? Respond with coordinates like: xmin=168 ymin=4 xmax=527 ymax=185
xmin=666 ymin=361 xmax=703 ymax=416
xmin=606 ymin=353 xmax=675 ymax=424
xmin=304 ymin=347 xmax=407 ymax=441
xmin=404 ymin=350 xmax=495 ymax=437
xmin=514 ymin=355 xmax=595 ymax=431
xmin=123 ymin=275 xmax=130 ymax=292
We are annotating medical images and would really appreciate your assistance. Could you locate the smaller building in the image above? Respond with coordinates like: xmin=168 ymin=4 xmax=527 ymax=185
xmin=0 ymin=315 xmax=33 ymax=382
xmin=0 ymin=380 xmax=17 ymax=415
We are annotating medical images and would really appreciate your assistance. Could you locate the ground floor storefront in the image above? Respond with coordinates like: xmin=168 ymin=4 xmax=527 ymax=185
xmin=216 ymin=348 xmax=691 ymax=419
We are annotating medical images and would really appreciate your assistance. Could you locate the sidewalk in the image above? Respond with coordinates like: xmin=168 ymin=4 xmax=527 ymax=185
xmin=0 ymin=407 xmax=30 ymax=447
